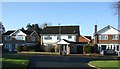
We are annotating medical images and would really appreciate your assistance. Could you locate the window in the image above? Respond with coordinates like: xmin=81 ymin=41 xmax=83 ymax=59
xmin=57 ymin=36 xmax=61 ymax=40
xmin=112 ymin=35 xmax=119 ymax=40
xmin=5 ymin=35 xmax=11 ymax=40
xmin=68 ymin=35 xmax=72 ymax=39
xmin=31 ymin=37 xmax=35 ymax=41
xmin=99 ymin=35 xmax=108 ymax=40
xmin=5 ymin=44 xmax=11 ymax=49
xmin=44 ymin=35 xmax=52 ymax=40
xmin=16 ymin=36 xmax=24 ymax=40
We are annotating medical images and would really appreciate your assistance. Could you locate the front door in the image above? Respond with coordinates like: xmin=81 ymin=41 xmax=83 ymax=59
xmin=77 ymin=46 xmax=83 ymax=54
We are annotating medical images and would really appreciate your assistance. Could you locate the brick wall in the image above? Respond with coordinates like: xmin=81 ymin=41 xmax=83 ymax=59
xmin=95 ymin=35 xmax=120 ymax=44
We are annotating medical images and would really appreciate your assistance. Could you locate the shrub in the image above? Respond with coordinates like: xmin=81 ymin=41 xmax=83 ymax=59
xmin=44 ymin=46 xmax=55 ymax=52
xmin=83 ymin=45 xmax=94 ymax=53
xmin=16 ymin=46 xmax=23 ymax=52
xmin=23 ymin=46 xmax=29 ymax=51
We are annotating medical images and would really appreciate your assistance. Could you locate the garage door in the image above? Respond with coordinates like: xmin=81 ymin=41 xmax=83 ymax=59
xmin=77 ymin=46 xmax=83 ymax=54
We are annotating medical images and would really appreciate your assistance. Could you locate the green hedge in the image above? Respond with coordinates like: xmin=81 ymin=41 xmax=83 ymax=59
xmin=16 ymin=46 xmax=23 ymax=52
xmin=83 ymin=45 xmax=94 ymax=53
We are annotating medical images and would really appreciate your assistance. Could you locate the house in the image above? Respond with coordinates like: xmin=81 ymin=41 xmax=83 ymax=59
xmin=94 ymin=25 xmax=120 ymax=52
xmin=0 ymin=22 xmax=5 ymax=44
xmin=2 ymin=29 xmax=40 ymax=52
xmin=79 ymin=35 xmax=91 ymax=44
xmin=41 ymin=25 xmax=81 ymax=54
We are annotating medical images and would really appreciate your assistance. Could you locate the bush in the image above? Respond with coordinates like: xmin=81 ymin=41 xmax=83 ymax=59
xmin=83 ymin=45 xmax=94 ymax=53
xmin=44 ymin=46 xmax=55 ymax=52
xmin=16 ymin=46 xmax=23 ymax=52
xmin=23 ymin=46 xmax=29 ymax=51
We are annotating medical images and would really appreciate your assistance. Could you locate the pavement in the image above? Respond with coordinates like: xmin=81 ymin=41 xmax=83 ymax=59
xmin=27 ymin=54 xmax=119 ymax=69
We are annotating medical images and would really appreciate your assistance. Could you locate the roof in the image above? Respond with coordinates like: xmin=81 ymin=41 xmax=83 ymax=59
xmin=3 ymin=30 xmax=15 ymax=35
xmin=21 ymin=30 xmax=33 ymax=35
xmin=84 ymin=36 xmax=91 ymax=40
xmin=41 ymin=26 xmax=80 ymax=35
xmin=63 ymin=39 xmax=87 ymax=44
xmin=95 ymin=25 xmax=120 ymax=35
xmin=3 ymin=30 xmax=33 ymax=35
xmin=79 ymin=35 xmax=90 ymax=42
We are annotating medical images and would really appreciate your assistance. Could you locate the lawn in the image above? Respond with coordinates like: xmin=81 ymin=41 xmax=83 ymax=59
xmin=89 ymin=60 xmax=120 ymax=69
xmin=0 ymin=54 xmax=29 ymax=69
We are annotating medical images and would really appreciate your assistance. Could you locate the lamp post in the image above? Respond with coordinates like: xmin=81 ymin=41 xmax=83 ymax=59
xmin=58 ymin=23 xmax=61 ymax=54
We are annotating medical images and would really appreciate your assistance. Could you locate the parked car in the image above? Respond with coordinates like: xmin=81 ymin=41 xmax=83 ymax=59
xmin=104 ymin=49 xmax=116 ymax=55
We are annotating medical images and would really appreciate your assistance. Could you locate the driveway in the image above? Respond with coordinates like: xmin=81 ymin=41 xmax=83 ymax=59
xmin=27 ymin=54 xmax=119 ymax=69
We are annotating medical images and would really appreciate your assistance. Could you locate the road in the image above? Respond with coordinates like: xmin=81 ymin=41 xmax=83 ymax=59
xmin=27 ymin=54 xmax=119 ymax=69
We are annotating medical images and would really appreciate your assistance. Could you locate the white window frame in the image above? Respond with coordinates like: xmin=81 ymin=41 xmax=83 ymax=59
xmin=15 ymin=35 xmax=24 ymax=40
xmin=112 ymin=35 xmax=119 ymax=40
xmin=44 ymin=35 xmax=52 ymax=40
xmin=5 ymin=35 xmax=11 ymax=40
xmin=99 ymin=35 xmax=108 ymax=40
xmin=68 ymin=35 xmax=72 ymax=39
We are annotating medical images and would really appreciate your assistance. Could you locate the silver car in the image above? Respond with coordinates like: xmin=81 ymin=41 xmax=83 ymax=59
xmin=104 ymin=49 xmax=116 ymax=55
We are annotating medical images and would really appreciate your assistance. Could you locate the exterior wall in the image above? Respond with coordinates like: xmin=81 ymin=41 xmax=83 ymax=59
xmin=0 ymin=34 xmax=2 ymax=43
xmin=42 ymin=34 xmax=76 ymax=45
xmin=30 ymin=31 xmax=40 ymax=41
xmin=98 ymin=35 xmax=120 ymax=44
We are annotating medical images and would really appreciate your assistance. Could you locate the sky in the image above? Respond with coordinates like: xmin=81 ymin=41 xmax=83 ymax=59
xmin=1 ymin=2 xmax=118 ymax=37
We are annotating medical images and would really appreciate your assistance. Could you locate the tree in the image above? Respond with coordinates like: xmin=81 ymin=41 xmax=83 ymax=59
xmin=112 ymin=1 xmax=120 ymax=15
xmin=26 ymin=23 xmax=42 ymax=33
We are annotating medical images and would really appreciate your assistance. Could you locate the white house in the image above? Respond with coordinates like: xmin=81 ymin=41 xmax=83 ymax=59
xmin=41 ymin=25 xmax=80 ymax=54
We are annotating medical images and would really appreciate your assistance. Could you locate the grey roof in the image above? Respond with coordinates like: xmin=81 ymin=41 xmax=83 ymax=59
xmin=3 ymin=30 xmax=15 ymax=35
xmin=41 ymin=26 xmax=80 ymax=35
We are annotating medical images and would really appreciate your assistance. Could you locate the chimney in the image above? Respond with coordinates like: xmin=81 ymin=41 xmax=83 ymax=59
xmin=95 ymin=25 xmax=97 ymax=34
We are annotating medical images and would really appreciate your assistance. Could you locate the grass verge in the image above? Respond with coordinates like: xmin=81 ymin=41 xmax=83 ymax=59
xmin=88 ymin=60 xmax=120 ymax=69
xmin=1 ymin=54 xmax=29 ymax=69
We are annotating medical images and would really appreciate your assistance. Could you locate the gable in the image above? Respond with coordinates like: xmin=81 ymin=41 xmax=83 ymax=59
xmin=10 ymin=30 xmax=27 ymax=36
xmin=97 ymin=25 xmax=120 ymax=35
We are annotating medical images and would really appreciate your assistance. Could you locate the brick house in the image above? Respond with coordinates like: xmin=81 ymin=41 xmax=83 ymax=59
xmin=2 ymin=29 xmax=39 ymax=52
xmin=94 ymin=25 xmax=120 ymax=52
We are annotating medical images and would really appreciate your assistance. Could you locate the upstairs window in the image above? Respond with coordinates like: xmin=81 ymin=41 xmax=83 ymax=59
xmin=5 ymin=35 xmax=11 ymax=40
xmin=112 ymin=35 xmax=119 ymax=40
xmin=99 ymin=35 xmax=108 ymax=40
xmin=16 ymin=35 xmax=24 ymax=40
xmin=57 ymin=36 xmax=61 ymax=40
xmin=68 ymin=35 xmax=72 ymax=39
xmin=44 ymin=35 xmax=52 ymax=40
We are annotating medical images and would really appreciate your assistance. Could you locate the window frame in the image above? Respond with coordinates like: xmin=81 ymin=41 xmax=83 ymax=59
xmin=68 ymin=35 xmax=72 ymax=39
xmin=99 ymin=35 xmax=108 ymax=40
xmin=112 ymin=35 xmax=119 ymax=40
